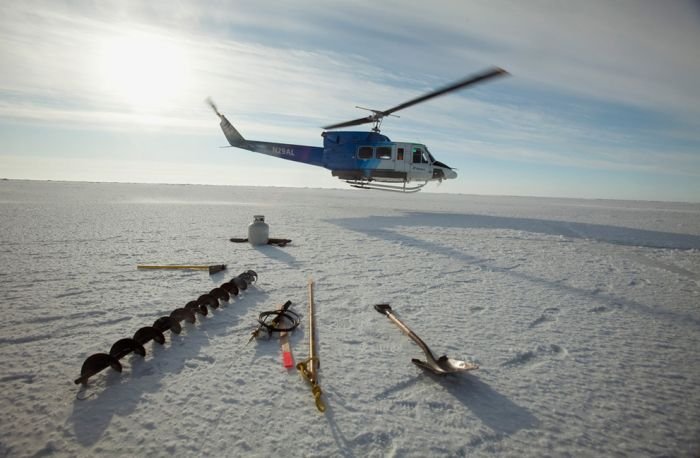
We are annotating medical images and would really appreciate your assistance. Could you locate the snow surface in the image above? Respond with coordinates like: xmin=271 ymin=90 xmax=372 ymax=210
xmin=1 ymin=180 xmax=699 ymax=457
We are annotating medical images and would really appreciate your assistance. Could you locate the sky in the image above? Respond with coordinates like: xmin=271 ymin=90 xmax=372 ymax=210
xmin=1 ymin=0 xmax=699 ymax=202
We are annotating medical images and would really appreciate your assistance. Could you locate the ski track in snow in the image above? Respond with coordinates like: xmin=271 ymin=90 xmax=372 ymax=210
xmin=0 ymin=180 xmax=699 ymax=457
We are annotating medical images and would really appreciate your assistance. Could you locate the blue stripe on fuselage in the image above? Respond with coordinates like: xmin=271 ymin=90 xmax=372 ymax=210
xmin=244 ymin=141 xmax=326 ymax=168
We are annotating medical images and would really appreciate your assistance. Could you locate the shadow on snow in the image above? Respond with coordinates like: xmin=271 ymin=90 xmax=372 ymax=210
xmin=332 ymin=211 xmax=700 ymax=250
xmin=376 ymin=372 xmax=539 ymax=437
xmin=327 ymin=211 xmax=700 ymax=328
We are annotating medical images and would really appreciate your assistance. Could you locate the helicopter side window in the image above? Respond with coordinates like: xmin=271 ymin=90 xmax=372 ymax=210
xmin=397 ymin=148 xmax=404 ymax=161
xmin=376 ymin=146 xmax=392 ymax=160
xmin=412 ymin=146 xmax=430 ymax=164
xmin=358 ymin=146 xmax=373 ymax=159
xmin=412 ymin=147 xmax=428 ymax=164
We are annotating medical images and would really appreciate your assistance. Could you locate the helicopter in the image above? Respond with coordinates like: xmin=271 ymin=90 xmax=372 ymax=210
xmin=208 ymin=67 xmax=508 ymax=192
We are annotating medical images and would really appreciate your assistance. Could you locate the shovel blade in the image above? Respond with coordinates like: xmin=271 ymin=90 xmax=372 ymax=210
xmin=412 ymin=357 xmax=479 ymax=375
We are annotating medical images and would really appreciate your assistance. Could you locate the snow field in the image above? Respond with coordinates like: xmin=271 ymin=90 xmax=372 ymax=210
xmin=0 ymin=181 xmax=698 ymax=456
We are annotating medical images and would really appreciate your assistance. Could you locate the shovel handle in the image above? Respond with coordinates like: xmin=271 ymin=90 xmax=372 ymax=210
xmin=374 ymin=303 xmax=438 ymax=363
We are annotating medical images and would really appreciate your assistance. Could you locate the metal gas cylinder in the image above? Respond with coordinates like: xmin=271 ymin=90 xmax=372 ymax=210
xmin=248 ymin=215 xmax=269 ymax=245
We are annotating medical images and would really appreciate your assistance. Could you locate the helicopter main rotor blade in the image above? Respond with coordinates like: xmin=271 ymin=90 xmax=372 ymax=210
xmin=322 ymin=67 xmax=508 ymax=130
xmin=380 ymin=67 xmax=508 ymax=117
xmin=323 ymin=115 xmax=376 ymax=130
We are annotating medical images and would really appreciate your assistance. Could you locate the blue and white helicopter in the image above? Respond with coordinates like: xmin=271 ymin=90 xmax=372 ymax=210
xmin=209 ymin=67 xmax=508 ymax=192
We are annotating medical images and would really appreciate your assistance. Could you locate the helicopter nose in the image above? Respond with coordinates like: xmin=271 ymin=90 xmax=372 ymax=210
xmin=444 ymin=168 xmax=457 ymax=180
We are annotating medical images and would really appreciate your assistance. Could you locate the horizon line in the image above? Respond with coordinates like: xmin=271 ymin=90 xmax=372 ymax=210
xmin=2 ymin=177 xmax=698 ymax=205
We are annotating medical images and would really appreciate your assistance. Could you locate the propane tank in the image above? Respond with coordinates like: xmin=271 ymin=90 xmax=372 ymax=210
xmin=248 ymin=215 xmax=269 ymax=246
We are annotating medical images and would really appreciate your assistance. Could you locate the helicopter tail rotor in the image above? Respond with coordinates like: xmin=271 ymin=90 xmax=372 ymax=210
xmin=205 ymin=97 xmax=222 ymax=118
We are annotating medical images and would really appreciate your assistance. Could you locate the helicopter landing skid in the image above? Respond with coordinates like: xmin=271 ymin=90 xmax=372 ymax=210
xmin=346 ymin=180 xmax=427 ymax=193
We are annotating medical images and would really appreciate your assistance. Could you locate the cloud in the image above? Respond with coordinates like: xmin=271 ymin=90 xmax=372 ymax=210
xmin=360 ymin=0 xmax=700 ymax=118
xmin=0 ymin=0 xmax=698 ymax=198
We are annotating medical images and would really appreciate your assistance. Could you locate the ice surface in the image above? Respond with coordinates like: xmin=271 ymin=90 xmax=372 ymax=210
xmin=0 ymin=180 xmax=699 ymax=456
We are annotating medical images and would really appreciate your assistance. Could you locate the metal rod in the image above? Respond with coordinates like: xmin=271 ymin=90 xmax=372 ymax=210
xmin=307 ymin=277 xmax=316 ymax=382
xmin=137 ymin=264 xmax=227 ymax=275
xmin=138 ymin=265 xmax=212 ymax=269
xmin=296 ymin=276 xmax=325 ymax=411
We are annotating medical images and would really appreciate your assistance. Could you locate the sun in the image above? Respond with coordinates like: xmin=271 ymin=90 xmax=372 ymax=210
xmin=99 ymin=29 xmax=188 ymax=112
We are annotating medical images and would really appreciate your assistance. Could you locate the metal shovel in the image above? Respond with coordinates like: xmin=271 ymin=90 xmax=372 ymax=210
xmin=374 ymin=303 xmax=478 ymax=375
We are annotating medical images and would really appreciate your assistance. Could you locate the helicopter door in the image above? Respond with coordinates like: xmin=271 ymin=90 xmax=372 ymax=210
xmin=408 ymin=145 xmax=432 ymax=181
xmin=394 ymin=145 xmax=407 ymax=176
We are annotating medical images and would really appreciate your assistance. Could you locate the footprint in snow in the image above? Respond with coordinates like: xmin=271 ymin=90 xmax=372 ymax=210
xmin=502 ymin=344 xmax=567 ymax=368
xmin=529 ymin=307 xmax=560 ymax=328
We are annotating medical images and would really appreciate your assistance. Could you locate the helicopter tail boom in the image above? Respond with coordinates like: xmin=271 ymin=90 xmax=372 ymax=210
xmin=217 ymin=114 xmax=325 ymax=167
xmin=241 ymin=140 xmax=325 ymax=167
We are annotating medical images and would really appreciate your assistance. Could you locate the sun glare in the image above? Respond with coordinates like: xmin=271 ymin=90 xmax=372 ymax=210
xmin=99 ymin=30 xmax=188 ymax=113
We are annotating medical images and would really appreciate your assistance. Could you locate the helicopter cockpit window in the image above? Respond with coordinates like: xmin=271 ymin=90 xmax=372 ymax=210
xmin=358 ymin=146 xmax=373 ymax=159
xmin=412 ymin=147 xmax=429 ymax=164
xmin=376 ymin=146 xmax=392 ymax=160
